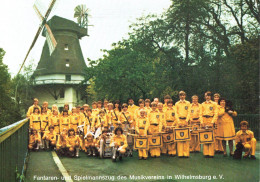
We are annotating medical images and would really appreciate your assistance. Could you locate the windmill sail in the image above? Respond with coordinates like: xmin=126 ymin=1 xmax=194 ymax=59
xmin=45 ymin=24 xmax=57 ymax=55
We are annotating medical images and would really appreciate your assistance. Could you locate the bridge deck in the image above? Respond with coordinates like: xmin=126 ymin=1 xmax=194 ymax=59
xmin=25 ymin=144 xmax=259 ymax=182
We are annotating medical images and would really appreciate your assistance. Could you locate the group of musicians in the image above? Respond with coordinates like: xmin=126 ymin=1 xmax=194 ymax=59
xmin=27 ymin=91 xmax=257 ymax=160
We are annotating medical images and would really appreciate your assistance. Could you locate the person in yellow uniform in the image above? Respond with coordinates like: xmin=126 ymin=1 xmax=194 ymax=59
xmin=97 ymin=101 xmax=103 ymax=114
xmin=42 ymin=125 xmax=57 ymax=150
xmin=235 ymin=121 xmax=256 ymax=159
xmin=92 ymin=101 xmax=99 ymax=117
xmin=216 ymin=98 xmax=237 ymax=156
xmin=41 ymin=107 xmax=50 ymax=134
xmin=84 ymin=132 xmax=97 ymax=156
xmin=134 ymin=99 xmax=144 ymax=122
xmin=187 ymin=95 xmax=202 ymax=153
xmin=30 ymin=107 xmax=41 ymax=132
xmin=69 ymin=107 xmax=81 ymax=133
xmin=50 ymin=109 xmax=60 ymax=135
xmin=97 ymin=110 xmax=109 ymax=130
xmin=42 ymin=101 xmax=52 ymax=115
xmin=201 ymin=91 xmax=218 ymax=158
xmin=51 ymin=105 xmax=60 ymax=115
xmin=148 ymin=102 xmax=162 ymax=157
xmin=135 ymin=109 xmax=150 ymax=160
xmin=157 ymin=102 xmax=166 ymax=131
xmin=163 ymin=99 xmax=177 ymax=156
xmin=61 ymin=103 xmax=72 ymax=116
xmin=112 ymin=100 xmax=121 ymax=130
xmin=85 ymin=109 xmax=97 ymax=133
xmin=56 ymin=128 xmax=68 ymax=156
xmin=214 ymin=93 xmax=224 ymax=154
xmin=144 ymin=99 xmax=152 ymax=116
xmin=27 ymin=98 xmax=41 ymax=118
xmin=110 ymin=127 xmax=128 ymax=161
xmin=119 ymin=103 xmax=134 ymax=129
xmin=175 ymin=91 xmax=190 ymax=158
xmin=107 ymin=103 xmax=117 ymax=131
xmin=66 ymin=128 xmax=80 ymax=157
xmin=163 ymin=95 xmax=171 ymax=112
xmin=103 ymin=99 xmax=109 ymax=113
xmin=127 ymin=98 xmax=139 ymax=117
xmin=60 ymin=110 xmax=70 ymax=133
xmin=28 ymin=128 xmax=42 ymax=151
xmin=83 ymin=104 xmax=89 ymax=115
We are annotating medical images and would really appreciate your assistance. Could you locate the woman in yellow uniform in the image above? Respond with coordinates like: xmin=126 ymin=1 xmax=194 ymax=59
xmin=119 ymin=103 xmax=134 ymax=129
xmin=92 ymin=101 xmax=99 ymax=117
xmin=66 ymin=128 xmax=81 ymax=157
xmin=97 ymin=110 xmax=109 ymax=130
xmin=216 ymin=98 xmax=237 ymax=156
xmin=144 ymin=99 xmax=152 ymax=116
xmin=30 ymin=107 xmax=41 ymax=132
xmin=50 ymin=109 xmax=60 ymax=135
xmin=84 ymin=132 xmax=97 ymax=156
xmin=214 ymin=93 xmax=224 ymax=154
xmin=60 ymin=110 xmax=70 ymax=133
xmin=135 ymin=109 xmax=150 ymax=159
xmin=41 ymin=107 xmax=50 ymax=134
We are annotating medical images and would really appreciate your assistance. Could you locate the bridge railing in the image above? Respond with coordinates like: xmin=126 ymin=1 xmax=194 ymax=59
xmin=0 ymin=118 xmax=29 ymax=182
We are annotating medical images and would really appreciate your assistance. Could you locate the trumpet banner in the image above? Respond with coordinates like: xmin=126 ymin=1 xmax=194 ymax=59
xmin=198 ymin=130 xmax=214 ymax=144
xmin=162 ymin=133 xmax=175 ymax=144
xmin=174 ymin=128 xmax=190 ymax=141
xmin=148 ymin=135 xmax=162 ymax=148
xmin=134 ymin=137 xmax=149 ymax=150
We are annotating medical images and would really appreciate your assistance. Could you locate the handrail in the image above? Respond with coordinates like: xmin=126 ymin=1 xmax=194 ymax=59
xmin=0 ymin=118 xmax=29 ymax=143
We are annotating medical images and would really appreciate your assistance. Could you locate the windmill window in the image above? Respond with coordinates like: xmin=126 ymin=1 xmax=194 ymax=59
xmin=64 ymin=44 xmax=69 ymax=50
xmin=65 ymin=59 xmax=70 ymax=67
xmin=65 ymin=75 xmax=71 ymax=81
xmin=60 ymin=88 xmax=65 ymax=98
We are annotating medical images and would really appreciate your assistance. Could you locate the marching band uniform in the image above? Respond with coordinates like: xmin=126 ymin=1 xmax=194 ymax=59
xmin=60 ymin=116 xmax=70 ymax=134
xmin=235 ymin=129 xmax=256 ymax=158
xmin=201 ymin=100 xmax=218 ymax=157
xmin=135 ymin=114 xmax=150 ymax=159
xmin=70 ymin=113 xmax=81 ymax=132
xmin=42 ymin=128 xmax=57 ymax=149
xmin=41 ymin=112 xmax=50 ymax=133
xmin=175 ymin=100 xmax=190 ymax=157
xmin=56 ymin=129 xmax=68 ymax=155
xmin=187 ymin=103 xmax=202 ymax=152
xmin=66 ymin=129 xmax=80 ymax=157
xmin=163 ymin=106 xmax=177 ymax=155
xmin=85 ymin=133 xmax=97 ymax=156
xmin=27 ymin=105 xmax=41 ymax=118
xmin=110 ymin=133 xmax=128 ymax=154
xmin=28 ymin=129 xmax=41 ymax=150
xmin=50 ymin=113 xmax=60 ymax=135
xmin=30 ymin=112 xmax=41 ymax=131
xmin=148 ymin=110 xmax=162 ymax=157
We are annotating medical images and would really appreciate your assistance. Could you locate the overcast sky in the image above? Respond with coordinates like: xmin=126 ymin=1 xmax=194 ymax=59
xmin=0 ymin=0 xmax=171 ymax=76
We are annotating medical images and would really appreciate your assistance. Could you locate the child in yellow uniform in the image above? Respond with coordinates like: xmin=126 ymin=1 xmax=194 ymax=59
xmin=41 ymin=107 xmax=50 ymax=133
xmin=50 ymin=109 xmax=60 ymax=135
xmin=84 ymin=132 xmax=97 ymax=156
xmin=28 ymin=128 xmax=42 ymax=151
xmin=148 ymin=102 xmax=162 ymax=157
xmin=60 ymin=110 xmax=70 ymax=132
xmin=214 ymin=93 xmax=224 ymax=154
xmin=201 ymin=91 xmax=218 ymax=158
xmin=187 ymin=95 xmax=202 ymax=153
xmin=113 ymin=100 xmax=121 ymax=119
xmin=66 ymin=128 xmax=80 ymax=157
xmin=92 ymin=102 xmax=99 ymax=117
xmin=119 ymin=103 xmax=134 ymax=129
xmin=217 ymin=98 xmax=237 ymax=156
xmin=134 ymin=99 xmax=144 ymax=122
xmin=144 ymin=99 xmax=152 ymax=116
xmin=235 ymin=121 xmax=256 ymax=159
xmin=42 ymin=125 xmax=57 ymax=150
xmin=163 ymin=99 xmax=177 ymax=156
xmin=110 ymin=127 xmax=128 ymax=161
xmin=163 ymin=95 xmax=171 ymax=112
xmin=56 ymin=128 xmax=68 ymax=156
xmin=135 ymin=109 xmax=150 ymax=159
xmin=30 ymin=107 xmax=41 ymax=132
xmin=175 ymin=91 xmax=190 ymax=158
xmin=70 ymin=107 xmax=81 ymax=133
xmin=97 ymin=110 xmax=109 ymax=130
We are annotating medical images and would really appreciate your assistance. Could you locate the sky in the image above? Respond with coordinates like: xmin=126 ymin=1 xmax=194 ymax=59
xmin=0 ymin=0 xmax=172 ymax=76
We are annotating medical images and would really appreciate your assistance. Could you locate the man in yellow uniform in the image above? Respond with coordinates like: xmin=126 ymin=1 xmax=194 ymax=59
xmin=70 ymin=107 xmax=81 ymax=132
xmin=119 ymin=103 xmax=134 ymax=128
xmin=127 ymin=98 xmax=139 ymax=117
xmin=235 ymin=121 xmax=256 ymax=159
xmin=163 ymin=95 xmax=171 ymax=112
xmin=42 ymin=101 xmax=52 ymax=115
xmin=110 ymin=127 xmax=128 ymax=161
xmin=175 ymin=91 xmax=191 ymax=158
xmin=213 ymin=93 xmax=224 ymax=154
xmin=162 ymin=100 xmax=177 ymax=156
xmin=27 ymin=98 xmax=41 ymax=117
xmin=135 ymin=109 xmax=150 ymax=159
xmin=201 ymin=91 xmax=218 ymax=158
xmin=148 ymin=102 xmax=162 ymax=157
xmin=187 ymin=95 xmax=202 ymax=153
xmin=92 ymin=102 xmax=99 ymax=117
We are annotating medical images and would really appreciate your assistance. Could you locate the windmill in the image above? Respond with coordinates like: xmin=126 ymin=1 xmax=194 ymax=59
xmin=74 ymin=5 xmax=91 ymax=33
xmin=18 ymin=0 xmax=57 ymax=75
